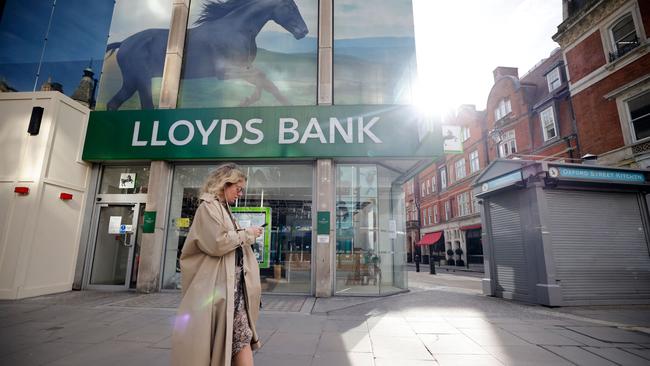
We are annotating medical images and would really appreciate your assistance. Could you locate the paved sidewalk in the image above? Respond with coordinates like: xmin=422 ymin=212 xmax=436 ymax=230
xmin=1 ymin=271 xmax=650 ymax=365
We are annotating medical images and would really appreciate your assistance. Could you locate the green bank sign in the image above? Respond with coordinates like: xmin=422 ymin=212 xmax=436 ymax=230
xmin=82 ymin=105 xmax=442 ymax=161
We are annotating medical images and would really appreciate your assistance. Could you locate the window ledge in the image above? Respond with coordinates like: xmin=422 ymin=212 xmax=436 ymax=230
xmin=605 ymin=42 xmax=649 ymax=71
xmin=542 ymin=136 xmax=561 ymax=146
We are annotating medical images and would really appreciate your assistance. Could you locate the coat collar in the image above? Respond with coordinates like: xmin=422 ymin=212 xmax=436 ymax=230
xmin=199 ymin=193 xmax=215 ymax=202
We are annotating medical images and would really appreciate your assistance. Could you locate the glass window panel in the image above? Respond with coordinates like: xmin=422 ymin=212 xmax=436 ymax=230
xmin=541 ymin=106 xmax=557 ymax=141
xmin=0 ymin=0 xmax=114 ymax=95
xmin=335 ymin=164 xmax=407 ymax=295
xmin=334 ymin=0 xmax=416 ymax=105
xmin=95 ymin=0 xmax=172 ymax=110
xmin=99 ymin=166 xmax=150 ymax=194
xmin=177 ymin=0 xmax=318 ymax=108
xmin=470 ymin=150 xmax=479 ymax=173
xmin=629 ymin=90 xmax=650 ymax=141
xmin=546 ymin=67 xmax=561 ymax=92
xmin=163 ymin=164 xmax=313 ymax=294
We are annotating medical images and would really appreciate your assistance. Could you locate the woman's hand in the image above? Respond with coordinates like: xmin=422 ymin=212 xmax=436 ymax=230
xmin=246 ymin=226 xmax=264 ymax=238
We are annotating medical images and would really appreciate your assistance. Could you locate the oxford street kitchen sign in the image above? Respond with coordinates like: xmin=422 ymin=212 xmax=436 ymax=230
xmin=82 ymin=105 xmax=443 ymax=161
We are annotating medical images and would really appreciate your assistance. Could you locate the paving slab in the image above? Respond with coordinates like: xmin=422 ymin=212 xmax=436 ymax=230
xmin=322 ymin=319 xmax=369 ymax=333
xmin=47 ymin=340 xmax=170 ymax=366
xmin=408 ymin=321 xmax=460 ymax=334
xmin=507 ymin=330 xmax=584 ymax=346
xmin=0 ymin=341 xmax=94 ymax=366
xmin=483 ymin=344 xmax=574 ymax=365
xmin=433 ymin=354 xmax=504 ymax=366
xmin=311 ymin=351 xmax=374 ymax=366
xmin=370 ymin=335 xmax=434 ymax=360
xmin=544 ymin=346 xmax=617 ymax=366
xmin=257 ymin=331 xmax=320 ymax=356
xmin=568 ymin=326 xmax=650 ymax=344
xmin=550 ymin=328 xmax=638 ymax=348
xmin=460 ymin=328 xmax=531 ymax=346
xmin=374 ymin=359 xmax=439 ymax=366
xmin=316 ymin=331 xmax=372 ymax=353
xmin=584 ymin=347 xmax=650 ymax=366
xmin=623 ymin=347 xmax=650 ymax=360
xmin=253 ymin=352 xmax=313 ymax=366
xmin=418 ymin=334 xmax=488 ymax=355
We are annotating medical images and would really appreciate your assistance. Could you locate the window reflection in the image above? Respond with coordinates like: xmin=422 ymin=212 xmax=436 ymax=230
xmin=0 ymin=0 xmax=114 ymax=101
xmin=333 ymin=1 xmax=416 ymax=105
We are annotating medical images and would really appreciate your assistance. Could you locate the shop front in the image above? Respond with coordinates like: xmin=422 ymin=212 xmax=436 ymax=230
xmin=474 ymin=159 xmax=650 ymax=306
xmin=80 ymin=105 xmax=442 ymax=296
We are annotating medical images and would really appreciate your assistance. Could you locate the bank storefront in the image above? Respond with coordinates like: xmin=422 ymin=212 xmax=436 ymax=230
xmin=81 ymin=105 xmax=441 ymax=296
xmin=0 ymin=0 xmax=435 ymax=297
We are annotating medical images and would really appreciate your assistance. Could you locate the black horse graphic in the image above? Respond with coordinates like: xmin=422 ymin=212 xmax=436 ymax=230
xmin=105 ymin=0 xmax=308 ymax=110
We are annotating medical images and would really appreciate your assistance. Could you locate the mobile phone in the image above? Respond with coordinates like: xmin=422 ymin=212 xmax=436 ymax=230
xmin=260 ymin=223 xmax=268 ymax=227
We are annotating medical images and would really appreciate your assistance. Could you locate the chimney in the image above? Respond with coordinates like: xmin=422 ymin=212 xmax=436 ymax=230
xmin=493 ymin=67 xmax=519 ymax=83
xmin=459 ymin=104 xmax=476 ymax=112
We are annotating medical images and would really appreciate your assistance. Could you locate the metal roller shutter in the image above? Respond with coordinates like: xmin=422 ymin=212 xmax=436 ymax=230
xmin=545 ymin=190 xmax=650 ymax=303
xmin=489 ymin=191 xmax=531 ymax=301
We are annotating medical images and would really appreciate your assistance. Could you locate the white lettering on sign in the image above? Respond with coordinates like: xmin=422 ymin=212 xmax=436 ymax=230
xmin=359 ymin=117 xmax=381 ymax=143
xmin=244 ymin=119 xmax=264 ymax=144
xmin=196 ymin=119 xmax=218 ymax=145
xmin=129 ymin=116 xmax=384 ymax=147
xmin=330 ymin=117 xmax=353 ymax=143
xmin=132 ymin=121 xmax=147 ymax=146
xmin=279 ymin=118 xmax=299 ymax=144
xmin=300 ymin=117 xmax=327 ymax=144
xmin=279 ymin=116 xmax=382 ymax=144
xmin=169 ymin=120 xmax=194 ymax=146
xmin=220 ymin=119 xmax=242 ymax=145
xmin=151 ymin=121 xmax=167 ymax=146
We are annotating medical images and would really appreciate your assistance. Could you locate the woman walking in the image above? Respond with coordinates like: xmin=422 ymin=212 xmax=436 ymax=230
xmin=172 ymin=163 xmax=264 ymax=366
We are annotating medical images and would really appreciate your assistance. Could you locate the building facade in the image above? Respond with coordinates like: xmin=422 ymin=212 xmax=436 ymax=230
xmin=410 ymin=48 xmax=581 ymax=269
xmin=0 ymin=0 xmax=441 ymax=299
xmin=415 ymin=105 xmax=487 ymax=267
xmin=553 ymin=0 xmax=650 ymax=167
xmin=486 ymin=50 xmax=578 ymax=163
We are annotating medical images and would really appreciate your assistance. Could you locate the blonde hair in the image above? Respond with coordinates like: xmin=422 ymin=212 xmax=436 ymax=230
xmin=202 ymin=163 xmax=247 ymax=199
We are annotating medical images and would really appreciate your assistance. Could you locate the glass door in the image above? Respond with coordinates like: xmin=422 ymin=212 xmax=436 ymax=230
xmin=87 ymin=203 xmax=142 ymax=288
xmin=335 ymin=164 xmax=407 ymax=295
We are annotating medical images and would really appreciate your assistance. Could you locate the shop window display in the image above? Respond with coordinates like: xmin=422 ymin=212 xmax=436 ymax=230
xmin=163 ymin=164 xmax=313 ymax=293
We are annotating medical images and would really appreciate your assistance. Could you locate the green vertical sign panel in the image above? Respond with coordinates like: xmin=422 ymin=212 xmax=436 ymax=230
xmin=143 ymin=211 xmax=156 ymax=233
xmin=317 ymin=211 xmax=330 ymax=235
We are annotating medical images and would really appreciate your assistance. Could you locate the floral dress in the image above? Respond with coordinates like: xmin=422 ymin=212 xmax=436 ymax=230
xmin=224 ymin=203 xmax=253 ymax=358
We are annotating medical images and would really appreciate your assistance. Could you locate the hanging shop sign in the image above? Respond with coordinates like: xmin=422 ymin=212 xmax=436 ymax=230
xmin=82 ymin=105 xmax=442 ymax=161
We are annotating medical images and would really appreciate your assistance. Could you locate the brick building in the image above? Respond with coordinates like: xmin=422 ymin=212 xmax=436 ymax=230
xmin=486 ymin=49 xmax=579 ymax=163
xmin=409 ymin=48 xmax=579 ymax=267
xmin=415 ymin=105 xmax=487 ymax=266
xmin=552 ymin=0 xmax=650 ymax=167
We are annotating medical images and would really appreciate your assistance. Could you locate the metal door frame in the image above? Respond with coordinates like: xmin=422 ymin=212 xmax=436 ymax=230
xmin=83 ymin=194 xmax=147 ymax=290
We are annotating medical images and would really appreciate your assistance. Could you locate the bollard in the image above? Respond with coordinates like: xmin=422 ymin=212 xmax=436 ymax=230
xmin=415 ymin=254 xmax=420 ymax=272
xmin=429 ymin=247 xmax=436 ymax=275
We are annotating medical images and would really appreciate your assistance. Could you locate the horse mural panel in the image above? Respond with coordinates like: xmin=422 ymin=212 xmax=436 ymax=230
xmin=105 ymin=0 xmax=308 ymax=110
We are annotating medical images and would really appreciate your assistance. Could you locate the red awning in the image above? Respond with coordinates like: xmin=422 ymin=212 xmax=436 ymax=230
xmin=460 ymin=224 xmax=481 ymax=231
xmin=416 ymin=231 xmax=443 ymax=246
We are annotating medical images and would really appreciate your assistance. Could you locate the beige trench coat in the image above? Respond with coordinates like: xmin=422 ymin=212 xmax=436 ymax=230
xmin=171 ymin=193 xmax=262 ymax=366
